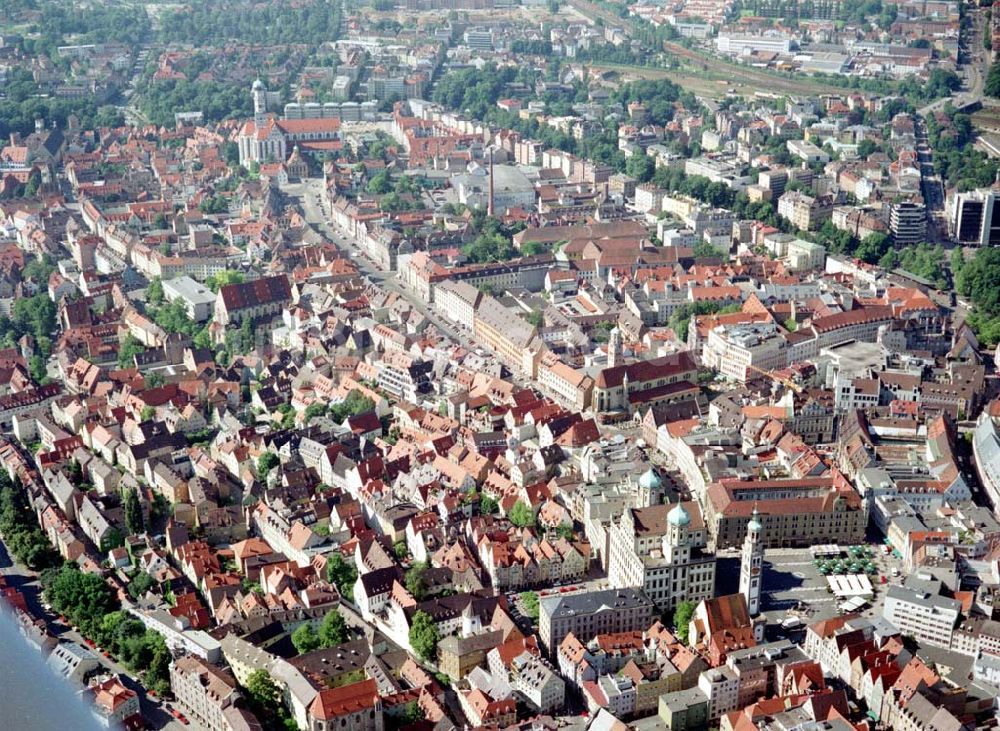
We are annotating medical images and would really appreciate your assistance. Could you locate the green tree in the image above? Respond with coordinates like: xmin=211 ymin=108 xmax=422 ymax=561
xmin=101 ymin=527 xmax=125 ymax=553
xmin=0 ymin=475 xmax=58 ymax=570
xmin=326 ymin=553 xmax=358 ymax=602
xmin=24 ymin=170 xmax=41 ymax=197
xmin=68 ymin=459 xmax=84 ymax=486
xmin=140 ymin=405 xmax=156 ymax=422
xmin=193 ymin=327 xmax=213 ymax=351
xmin=42 ymin=563 xmax=118 ymax=638
xmin=304 ymin=402 xmax=327 ymax=423
xmin=245 ymin=668 xmax=282 ymax=708
xmin=12 ymin=294 xmax=56 ymax=348
xmin=692 ymin=241 xmax=725 ymax=258
xmin=393 ymin=540 xmax=409 ymax=559
xmin=367 ymin=169 xmax=392 ymax=195
xmin=127 ymin=571 xmax=155 ymax=600
xmin=854 ymin=232 xmax=891 ymax=265
xmin=123 ymin=486 xmax=144 ymax=536
xmin=319 ymin=609 xmax=349 ymax=646
xmin=257 ymin=452 xmax=280 ymax=479
xmin=23 ymin=256 xmax=56 ymax=284
xmin=480 ymin=494 xmax=498 ymax=515
xmin=405 ymin=562 xmax=430 ymax=600
xmin=147 ymin=277 xmax=164 ymax=305
xmin=28 ymin=354 xmax=47 ymax=384
xmin=222 ymin=141 xmax=241 ymax=167
xmin=241 ymin=667 xmax=294 ymax=728
xmin=898 ymin=243 xmax=947 ymax=288
xmin=292 ymin=623 xmax=322 ymax=654
xmin=400 ymin=702 xmax=424 ymax=724
xmin=146 ymin=634 xmax=172 ymax=694
xmin=508 ymin=500 xmax=536 ymax=528
xmin=955 ymin=247 xmax=1000 ymax=345
xmin=987 ymin=61 xmax=1000 ymax=98
xmin=951 ymin=246 xmax=966 ymax=276
xmin=673 ymin=600 xmax=697 ymax=643
xmin=329 ymin=390 xmax=376 ymax=422
xmin=117 ymin=334 xmax=144 ymax=369
xmin=148 ymin=300 xmax=201 ymax=338
xmin=409 ymin=610 xmax=439 ymax=662
xmin=625 ymin=153 xmax=654 ymax=183
xmin=205 ymin=270 xmax=245 ymax=292
xmin=521 ymin=591 xmax=540 ymax=620
xmin=856 ymin=139 xmax=879 ymax=158
xmin=145 ymin=371 xmax=165 ymax=388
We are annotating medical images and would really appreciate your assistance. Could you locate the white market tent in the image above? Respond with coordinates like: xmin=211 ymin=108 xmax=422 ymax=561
xmin=840 ymin=596 xmax=869 ymax=613
xmin=827 ymin=574 xmax=874 ymax=598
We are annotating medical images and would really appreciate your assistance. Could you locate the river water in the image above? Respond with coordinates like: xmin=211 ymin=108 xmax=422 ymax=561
xmin=0 ymin=595 xmax=104 ymax=730
xmin=0 ymin=531 xmax=104 ymax=728
xmin=0 ymin=611 xmax=100 ymax=731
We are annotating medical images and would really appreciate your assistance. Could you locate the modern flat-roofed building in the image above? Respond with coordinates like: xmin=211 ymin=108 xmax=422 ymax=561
xmin=882 ymin=579 xmax=961 ymax=649
xmin=787 ymin=139 xmax=830 ymax=164
xmin=974 ymin=409 xmax=1000 ymax=514
xmin=951 ymin=188 xmax=1000 ymax=245
xmin=703 ymin=322 xmax=788 ymax=383
xmin=777 ymin=191 xmax=834 ymax=231
xmin=889 ymin=200 xmax=926 ymax=245
xmin=162 ymin=275 xmax=217 ymax=322
xmin=716 ymin=34 xmax=793 ymax=54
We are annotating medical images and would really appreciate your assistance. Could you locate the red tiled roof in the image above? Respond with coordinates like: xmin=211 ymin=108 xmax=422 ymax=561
xmin=219 ymin=274 xmax=291 ymax=312
xmin=310 ymin=678 xmax=380 ymax=720
xmin=595 ymin=351 xmax=696 ymax=390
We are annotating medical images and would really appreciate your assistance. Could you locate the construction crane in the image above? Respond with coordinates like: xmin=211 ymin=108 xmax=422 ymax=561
xmin=745 ymin=363 xmax=803 ymax=395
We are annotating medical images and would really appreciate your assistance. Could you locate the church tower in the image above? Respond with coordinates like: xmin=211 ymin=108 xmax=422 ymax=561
xmin=739 ymin=506 xmax=764 ymax=617
xmin=608 ymin=327 xmax=622 ymax=368
xmin=252 ymin=78 xmax=268 ymax=128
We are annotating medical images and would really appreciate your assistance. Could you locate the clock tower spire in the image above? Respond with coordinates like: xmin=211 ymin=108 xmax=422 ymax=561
xmin=739 ymin=504 xmax=764 ymax=619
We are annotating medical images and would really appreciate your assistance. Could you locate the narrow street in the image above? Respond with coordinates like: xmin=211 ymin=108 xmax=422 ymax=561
xmin=914 ymin=115 xmax=948 ymax=242
xmin=291 ymin=179 xmax=478 ymax=351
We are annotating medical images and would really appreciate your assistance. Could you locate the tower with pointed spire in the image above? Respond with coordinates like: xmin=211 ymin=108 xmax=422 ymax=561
xmin=607 ymin=327 xmax=622 ymax=368
xmin=739 ymin=506 xmax=764 ymax=618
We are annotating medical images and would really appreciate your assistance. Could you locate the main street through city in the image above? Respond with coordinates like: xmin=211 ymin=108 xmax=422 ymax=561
xmin=291 ymin=179 xmax=479 ymax=351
